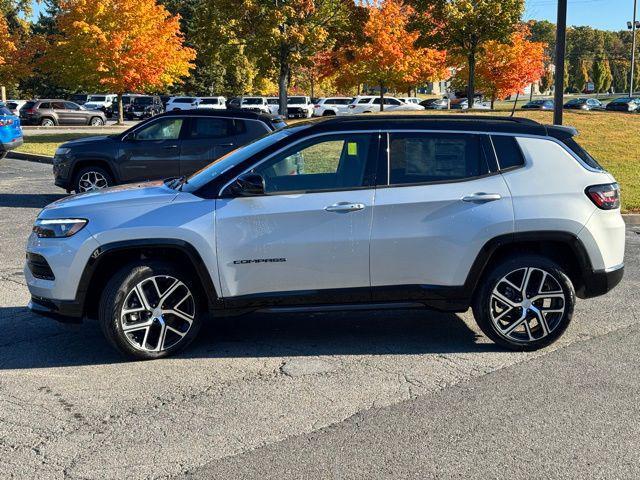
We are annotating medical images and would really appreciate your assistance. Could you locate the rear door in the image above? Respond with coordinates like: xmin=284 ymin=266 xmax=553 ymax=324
xmin=52 ymin=101 xmax=73 ymax=125
xmin=370 ymin=131 xmax=513 ymax=299
xmin=118 ymin=117 xmax=184 ymax=182
xmin=180 ymin=116 xmax=236 ymax=175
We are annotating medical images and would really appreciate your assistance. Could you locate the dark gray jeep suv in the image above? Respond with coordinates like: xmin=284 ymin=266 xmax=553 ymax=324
xmin=52 ymin=110 xmax=286 ymax=192
xmin=20 ymin=100 xmax=107 ymax=127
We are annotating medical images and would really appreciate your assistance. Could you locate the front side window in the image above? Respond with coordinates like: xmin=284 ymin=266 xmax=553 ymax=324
xmin=64 ymin=102 xmax=80 ymax=110
xmin=174 ymin=98 xmax=194 ymax=104
xmin=388 ymin=133 xmax=489 ymax=185
xmin=187 ymin=117 xmax=233 ymax=139
xmin=134 ymin=118 xmax=184 ymax=141
xmin=357 ymin=98 xmax=371 ymax=104
xmin=384 ymin=98 xmax=402 ymax=105
xmin=252 ymin=133 xmax=376 ymax=194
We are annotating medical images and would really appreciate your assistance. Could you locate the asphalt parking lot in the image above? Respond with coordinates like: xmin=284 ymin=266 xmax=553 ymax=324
xmin=1 ymin=157 xmax=639 ymax=479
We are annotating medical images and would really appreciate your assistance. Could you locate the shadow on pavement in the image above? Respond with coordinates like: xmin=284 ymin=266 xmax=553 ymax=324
xmin=0 ymin=306 xmax=503 ymax=370
xmin=0 ymin=193 xmax=66 ymax=208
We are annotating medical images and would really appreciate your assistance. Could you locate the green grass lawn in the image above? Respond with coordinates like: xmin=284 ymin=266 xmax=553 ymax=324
xmin=16 ymin=110 xmax=640 ymax=211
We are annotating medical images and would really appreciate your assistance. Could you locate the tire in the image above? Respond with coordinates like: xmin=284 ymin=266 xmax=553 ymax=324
xmin=40 ymin=117 xmax=55 ymax=127
xmin=90 ymin=117 xmax=104 ymax=126
xmin=73 ymin=165 xmax=113 ymax=193
xmin=99 ymin=261 xmax=204 ymax=360
xmin=0 ymin=151 xmax=6 ymax=160
xmin=472 ymin=254 xmax=575 ymax=351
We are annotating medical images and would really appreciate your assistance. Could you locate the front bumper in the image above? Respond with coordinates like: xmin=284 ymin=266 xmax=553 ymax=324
xmin=53 ymin=156 xmax=73 ymax=189
xmin=580 ymin=264 xmax=624 ymax=298
xmin=29 ymin=296 xmax=84 ymax=323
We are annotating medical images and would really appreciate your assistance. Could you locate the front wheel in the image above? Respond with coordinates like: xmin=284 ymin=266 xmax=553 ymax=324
xmin=73 ymin=165 xmax=113 ymax=193
xmin=90 ymin=117 xmax=104 ymax=126
xmin=473 ymin=255 xmax=575 ymax=351
xmin=99 ymin=262 xmax=204 ymax=360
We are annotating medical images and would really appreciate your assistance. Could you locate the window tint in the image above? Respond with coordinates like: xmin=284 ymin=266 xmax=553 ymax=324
xmin=0 ymin=106 xmax=11 ymax=115
xmin=64 ymin=102 xmax=80 ymax=110
xmin=561 ymin=137 xmax=603 ymax=170
xmin=358 ymin=98 xmax=371 ymax=104
xmin=253 ymin=133 xmax=375 ymax=194
xmin=188 ymin=117 xmax=233 ymax=139
xmin=134 ymin=118 xmax=184 ymax=141
xmin=52 ymin=102 xmax=66 ymax=110
xmin=174 ymin=98 xmax=194 ymax=103
xmin=491 ymin=135 xmax=526 ymax=170
xmin=389 ymin=133 xmax=489 ymax=184
xmin=373 ymin=98 xmax=382 ymax=105
xmin=384 ymin=98 xmax=401 ymax=105
xmin=200 ymin=98 xmax=219 ymax=105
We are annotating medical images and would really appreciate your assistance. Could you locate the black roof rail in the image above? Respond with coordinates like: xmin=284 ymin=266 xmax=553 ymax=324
xmin=317 ymin=114 xmax=541 ymax=125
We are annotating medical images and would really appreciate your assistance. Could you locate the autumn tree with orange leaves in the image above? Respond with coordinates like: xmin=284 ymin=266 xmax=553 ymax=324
xmin=41 ymin=0 xmax=195 ymax=123
xmin=456 ymin=27 xmax=546 ymax=109
xmin=329 ymin=0 xmax=447 ymax=110
xmin=0 ymin=14 xmax=34 ymax=97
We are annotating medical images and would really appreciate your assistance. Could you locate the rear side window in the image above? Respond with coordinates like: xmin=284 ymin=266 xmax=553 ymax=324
xmin=188 ymin=117 xmax=233 ymax=139
xmin=491 ymin=135 xmax=526 ymax=170
xmin=0 ymin=106 xmax=11 ymax=115
xmin=39 ymin=102 xmax=51 ymax=109
xmin=174 ymin=98 xmax=194 ymax=103
xmin=389 ymin=133 xmax=489 ymax=184
xmin=561 ymin=137 xmax=603 ymax=170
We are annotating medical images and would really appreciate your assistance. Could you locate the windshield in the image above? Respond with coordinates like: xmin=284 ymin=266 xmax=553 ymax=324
xmin=179 ymin=130 xmax=291 ymax=193
xmin=287 ymin=97 xmax=306 ymax=104
xmin=243 ymin=98 xmax=264 ymax=105
xmin=89 ymin=96 xmax=106 ymax=102
xmin=133 ymin=97 xmax=153 ymax=105
xmin=267 ymin=98 xmax=279 ymax=104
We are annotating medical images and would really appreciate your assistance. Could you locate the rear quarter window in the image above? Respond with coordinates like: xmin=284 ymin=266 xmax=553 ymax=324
xmin=491 ymin=135 xmax=526 ymax=170
xmin=560 ymin=137 xmax=603 ymax=170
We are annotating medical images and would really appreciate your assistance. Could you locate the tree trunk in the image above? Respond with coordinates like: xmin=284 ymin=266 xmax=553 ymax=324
xmin=467 ymin=51 xmax=476 ymax=109
xmin=379 ymin=84 xmax=384 ymax=112
xmin=491 ymin=95 xmax=495 ymax=110
xmin=310 ymin=74 xmax=315 ymax=100
xmin=511 ymin=92 xmax=519 ymax=117
xmin=117 ymin=92 xmax=124 ymax=125
xmin=278 ymin=41 xmax=289 ymax=117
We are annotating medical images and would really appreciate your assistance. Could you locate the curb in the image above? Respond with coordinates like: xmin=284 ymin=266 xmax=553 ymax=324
xmin=623 ymin=214 xmax=640 ymax=225
xmin=6 ymin=151 xmax=53 ymax=165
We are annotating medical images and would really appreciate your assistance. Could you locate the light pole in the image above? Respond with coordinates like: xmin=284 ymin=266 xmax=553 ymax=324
xmin=554 ymin=0 xmax=568 ymax=125
xmin=628 ymin=0 xmax=639 ymax=97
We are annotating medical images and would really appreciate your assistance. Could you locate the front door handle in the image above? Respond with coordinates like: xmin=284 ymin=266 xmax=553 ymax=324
xmin=163 ymin=144 xmax=179 ymax=150
xmin=216 ymin=143 xmax=234 ymax=147
xmin=462 ymin=193 xmax=502 ymax=203
xmin=324 ymin=202 xmax=366 ymax=213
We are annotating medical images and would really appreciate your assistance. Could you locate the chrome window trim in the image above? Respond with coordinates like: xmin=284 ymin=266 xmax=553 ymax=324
xmin=126 ymin=115 xmax=270 ymax=140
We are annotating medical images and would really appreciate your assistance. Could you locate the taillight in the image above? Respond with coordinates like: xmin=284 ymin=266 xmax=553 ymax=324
xmin=0 ymin=118 xmax=14 ymax=127
xmin=586 ymin=183 xmax=620 ymax=210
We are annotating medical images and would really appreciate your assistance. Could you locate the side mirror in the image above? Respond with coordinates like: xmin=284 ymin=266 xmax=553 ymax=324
xmin=229 ymin=172 xmax=265 ymax=196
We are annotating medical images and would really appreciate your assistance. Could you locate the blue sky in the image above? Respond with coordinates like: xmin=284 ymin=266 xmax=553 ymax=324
xmin=28 ymin=0 xmax=635 ymax=32
xmin=524 ymin=0 xmax=636 ymax=31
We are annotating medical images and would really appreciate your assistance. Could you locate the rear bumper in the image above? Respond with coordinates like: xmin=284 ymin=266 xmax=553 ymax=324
xmin=579 ymin=264 xmax=624 ymax=298
xmin=28 ymin=296 xmax=84 ymax=323
xmin=1 ymin=137 xmax=23 ymax=151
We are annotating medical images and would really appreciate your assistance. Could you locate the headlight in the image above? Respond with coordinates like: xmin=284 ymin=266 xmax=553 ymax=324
xmin=55 ymin=147 xmax=71 ymax=156
xmin=33 ymin=218 xmax=87 ymax=238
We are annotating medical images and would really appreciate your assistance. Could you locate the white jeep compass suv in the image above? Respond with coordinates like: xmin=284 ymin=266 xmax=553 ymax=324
xmin=25 ymin=115 xmax=625 ymax=360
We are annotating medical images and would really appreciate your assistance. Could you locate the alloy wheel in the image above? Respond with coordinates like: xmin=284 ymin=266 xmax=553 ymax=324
xmin=489 ymin=267 xmax=566 ymax=344
xmin=78 ymin=171 xmax=109 ymax=192
xmin=41 ymin=119 xmax=54 ymax=127
xmin=120 ymin=275 xmax=195 ymax=353
xmin=91 ymin=117 xmax=104 ymax=126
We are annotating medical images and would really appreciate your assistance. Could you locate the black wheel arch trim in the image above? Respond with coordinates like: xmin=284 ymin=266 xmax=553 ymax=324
xmin=75 ymin=238 xmax=223 ymax=318
xmin=463 ymin=230 xmax=598 ymax=300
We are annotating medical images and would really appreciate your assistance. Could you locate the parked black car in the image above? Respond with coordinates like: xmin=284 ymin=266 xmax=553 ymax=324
xmin=19 ymin=100 xmax=107 ymax=126
xmin=521 ymin=99 xmax=554 ymax=110
xmin=564 ymin=98 xmax=603 ymax=111
xmin=420 ymin=98 xmax=449 ymax=110
xmin=605 ymin=97 xmax=640 ymax=112
xmin=52 ymin=110 xmax=287 ymax=193
xmin=125 ymin=95 xmax=164 ymax=120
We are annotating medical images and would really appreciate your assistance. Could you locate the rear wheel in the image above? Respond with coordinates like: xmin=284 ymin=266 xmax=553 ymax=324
xmin=73 ymin=165 xmax=113 ymax=193
xmin=473 ymin=255 xmax=575 ymax=351
xmin=99 ymin=261 xmax=203 ymax=360
xmin=40 ymin=118 xmax=55 ymax=127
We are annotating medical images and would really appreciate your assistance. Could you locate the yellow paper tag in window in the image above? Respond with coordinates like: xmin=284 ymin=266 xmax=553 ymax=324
xmin=347 ymin=142 xmax=358 ymax=156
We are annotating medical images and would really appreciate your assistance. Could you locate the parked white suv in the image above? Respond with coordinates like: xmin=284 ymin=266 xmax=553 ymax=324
xmin=286 ymin=96 xmax=314 ymax=118
xmin=83 ymin=94 xmax=117 ymax=117
xmin=26 ymin=116 xmax=625 ymax=360
xmin=398 ymin=97 xmax=421 ymax=106
xmin=165 ymin=97 xmax=200 ymax=111
xmin=348 ymin=95 xmax=425 ymax=114
xmin=196 ymin=96 xmax=226 ymax=110
xmin=313 ymin=97 xmax=354 ymax=116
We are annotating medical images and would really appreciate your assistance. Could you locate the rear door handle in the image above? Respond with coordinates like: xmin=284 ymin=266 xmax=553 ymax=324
xmin=163 ymin=144 xmax=179 ymax=150
xmin=325 ymin=202 xmax=366 ymax=212
xmin=462 ymin=193 xmax=502 ymax=203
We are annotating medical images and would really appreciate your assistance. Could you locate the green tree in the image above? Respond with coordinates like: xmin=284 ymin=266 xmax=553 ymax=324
xmin=592 ymin=55 xmax=612 ymax=94
xmin=415 ymin=0 xmax=524 ymax=107
xmin=539 ymin=68 xmax=553 ymax=94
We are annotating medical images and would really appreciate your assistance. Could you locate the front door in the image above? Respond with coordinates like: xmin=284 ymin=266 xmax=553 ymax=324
xmin=370 ymin=131 xmax=514 ymax=298
xmin=216 ymin=132 xmax=380 ymax=302
xmin=180 ymin=116 xmax=237 ymax=176
xmin=118 ymin=117 xmax=183 ymax=183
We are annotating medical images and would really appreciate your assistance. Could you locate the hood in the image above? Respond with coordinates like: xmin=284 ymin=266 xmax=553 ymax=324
xmin=62 ymin=135 xmax=113 ymax=148
xmin=40 ymin=181 xmax=178 ymax=217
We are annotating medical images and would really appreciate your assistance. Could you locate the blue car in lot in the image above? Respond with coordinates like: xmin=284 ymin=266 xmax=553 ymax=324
xmin=0 ymin=102 xmax=23 ymax=159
